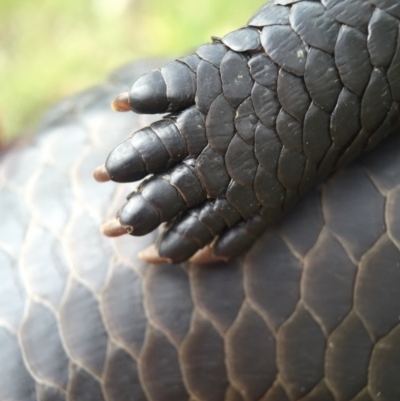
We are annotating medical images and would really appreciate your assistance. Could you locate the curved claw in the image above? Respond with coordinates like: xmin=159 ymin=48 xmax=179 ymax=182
xmin=101 ymin=218 xmax=130 ymax=237
xmin=111 ymin=92 xmax=131 ymax=112
xmin=93 ymin=164 xmax=111 ymax=182
xmin=138 ymin=245 xmax=172 ymax=265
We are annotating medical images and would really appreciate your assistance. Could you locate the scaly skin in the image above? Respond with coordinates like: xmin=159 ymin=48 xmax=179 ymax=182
xmin=1 ymin=59 xmax=400 ymax=401
xmin=97 ymin=0 xmax=400 ymax=264
xmin=1 ymin=1 xmax=400 ymax=400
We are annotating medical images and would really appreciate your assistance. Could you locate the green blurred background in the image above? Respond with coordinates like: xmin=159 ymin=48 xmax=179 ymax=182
xmin=0 ymin=0 xmax=263 ymax=143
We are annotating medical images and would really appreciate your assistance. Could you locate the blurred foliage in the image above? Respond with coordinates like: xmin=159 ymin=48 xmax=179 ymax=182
xmin=0 ymin=0 xmax=262 ymax=141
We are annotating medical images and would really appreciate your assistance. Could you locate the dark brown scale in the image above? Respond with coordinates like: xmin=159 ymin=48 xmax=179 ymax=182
xmin=140 ymin=177 xmax=186 ymax=222
xmin=277 ymin=147 xmax=306 ymax=190
xmin=303 ymin=102 xmax=332 ymax=165
xmin=220 ymin=51 xmax=253 ymax=108
xmin=226 ymin=181 xmax=259 ymax=220
xmin=304 ymin=48 xmax=342 ymax=113
xmin=195 ymin=61 xmax=222 ymax=114
xmin=175 ymin=106 xmax=207 ymax=157
xmin=277 ymin=69 xmax=311 ymax=122
xmin=198 ymin=202 xmax=226 ymax=235
xmin=213 ymin=199 xmax=242 ymax=227
xmin=205 ymin=94 xmax=235 ymax=154
xmin=118 ymin=194 xmax=160 ymax=235
xmin=337 ymin=130 xmax=369 ymax=170
xmin=248 ymin=54 xmax=278 ymax=90
xmin=387 ymin=28 xmax=400 ymax=102
xmin=276 ymin=110 xmax=302 ymax=153
xmin=367 ymin=9 xmax=399 ymax=69
xmin=330 ymin=88 xmax=361 ymax=151
xmin=196 ymin=43 xmax=228 ymax=67
xmin=251 ymin=83 xmax=280 ymax=128
xmin=168 ymin=214 xmax=214 ymax=248
xmin=260 ymin=25 xmax=308 ymax=77
xmin=150 ymin=120 xmax=187 ymax=167
xmin=371 ymin=0 xmax=400 ymax=18
xmin=247 ymin=3 xmax=290 ymax=27
xmin=321 ymin=0 xmax=374 ymax=33
xmin=254 ymin=122 xmax=282 ymax=173
xmin=366 ymin=102 xmax=400 ymax=150
xmin=169 ymin=160 xmax=205 ymax=208
xmin=213 ymin=215 xmax=267 ymax=259
xmin=335 ymin=27 xmax=372 ymax=97
xmin=128 ymin=69 xmax=169 ymax=114
xmin=178 ymin=54 xmax=201 ymax=72
xmin=225 ymin=134 xmax=258 ymax=189
xmin=222 ymin=28 xmax=261 ymax=52
xmin=161 ymin=62 xmax=196 ymax=112
xmin=131 ymin=127 xmax=170 ymax=173
xmin=361 ymin=70 xmax=392 ymax=134
xmin=290 ymin=2 xmax=340 ymax=54
xmin=157 ymin=229 xmax=200 ymax=263
xmin=105 ymin=140 xmax=147 ymax=183
xmin=235 ymin=97 xmax=258 ymax=145
xmin=195 ymin=145 xmax=230 ymax=198
xmin=254 ymin=166 xmax=285 ymax=210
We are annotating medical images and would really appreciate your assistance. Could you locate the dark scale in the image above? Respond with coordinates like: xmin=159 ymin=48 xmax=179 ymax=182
xmin=248 ymin=3 xmax=290 ymax=27
xmin=303 ymin=103 xmax=332 ymax=165
xmin=178 ymin=54 xmax=201 ymax=72
xmin=260 ymin=25 xmax=308 ymax=76
xmin=195 ymin=61 xmax=222 ymax=114
xmin=101 ymin=0 xmax=400 ymax=263
xmin=387 ymin=27 xmax=400 ymax=103
xmin=289 ymin=1 xmax=340 ymax=53
xmin=225 ymin=134 xmax=258 ymax=189
xmin=321 ymin=0 xmax=374 ymax=33
xmin=235 ymin=97 xmax=258 ymax=145
xmin=276 ymin=110 xmax=303 ymax=152
xmin=367 ymin=9 xmax=399 ymax=69
xmin=361 ymin=70 xmax=392 ymax=134
xmin=226 ymin=181 xmax=259 ymax=220
xmin=195 ymin=145 xmax=230 ymax=198
xmin=304 ymin=48 xmax=342 ymax=113
xmin=277 ymin=69 xmax=311 ymax=122
xmin=251 ymin=82 xmax=280 ymax=128
xmin=196 ymin=43 xmax=228 ymax=67
xmin=371 ymin=0 xmax=400 ymax=18
xmin=205 ymin=94 xmax=236 ymax=154
xmin=220 ymin=51 xmax=253 ymax=108
xmin=330 ymin=88 xmax=361 ymax=151
xmin=248 ymin=54 xmax=278 ymax=90
xmin=334 ymin=27 xmax=372 ymax=97
xmin=130 ymin=127 xmax=171 ymax=173
xmin=222 ymin=28 xmax=261 ymax=52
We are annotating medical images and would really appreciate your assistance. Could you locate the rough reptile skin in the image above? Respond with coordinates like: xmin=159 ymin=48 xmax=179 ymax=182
xmin=1 ymin=4 xmax=400 ymax=401
xmin=104 ymin=0 xmax=400 ymax=263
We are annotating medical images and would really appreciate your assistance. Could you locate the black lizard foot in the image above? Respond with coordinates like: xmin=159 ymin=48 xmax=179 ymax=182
xmin=96 ymin=0 xmax=400 ymax=264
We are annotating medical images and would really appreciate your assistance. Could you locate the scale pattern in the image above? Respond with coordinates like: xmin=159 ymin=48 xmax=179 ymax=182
xmin=1 ymin=59 xmax=400 ymax=401
xmin=105 ymin=0 xmax=400 ymax=262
